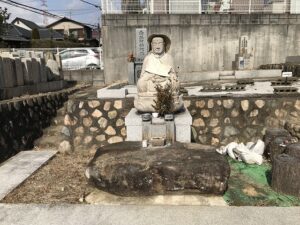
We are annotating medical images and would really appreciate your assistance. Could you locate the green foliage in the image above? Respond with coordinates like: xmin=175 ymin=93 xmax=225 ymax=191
xmin=0 ymin=7 xmax=10 ymax=36
xmin=152 ymin=82 xmax=174 ymax=116
xmin=31 ymin=28 xmax=40 ymax=40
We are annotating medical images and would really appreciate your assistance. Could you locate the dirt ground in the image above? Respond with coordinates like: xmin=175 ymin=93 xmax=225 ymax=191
xmin=1 ymin=151 xmax=95 ymax=204
xmin=1 ymin=150 xmax=300 ymax=206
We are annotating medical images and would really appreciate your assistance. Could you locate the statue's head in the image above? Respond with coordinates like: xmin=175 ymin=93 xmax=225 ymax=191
xmin=148 ymin=34 xmax=171 ymax=54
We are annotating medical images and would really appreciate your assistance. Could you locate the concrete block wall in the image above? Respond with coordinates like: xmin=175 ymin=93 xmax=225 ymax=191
xmin=102 ymin=14 xmax=300 ymax=84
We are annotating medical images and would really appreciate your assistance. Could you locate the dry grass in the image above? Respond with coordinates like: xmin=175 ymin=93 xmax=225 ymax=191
xmin=1 ymin=151 xmax=95 ymax=204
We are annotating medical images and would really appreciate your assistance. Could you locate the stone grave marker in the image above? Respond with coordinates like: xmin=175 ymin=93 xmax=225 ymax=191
xmin=0 ymin=57 xmax=4 ymax=88
xmin=15 ymin=58 xmax=25 ymax=86
xmin=2 ymin=57 xmax=17 ymax=88
xmin=37 ymin=58 xmax=47 ymax=82
xmin=21 ymin=58 xmax=34 ymax=85
xmin=31 ymin=58 xmax=41 ymax=84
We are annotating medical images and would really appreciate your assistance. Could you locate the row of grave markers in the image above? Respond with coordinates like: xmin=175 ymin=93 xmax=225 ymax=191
xmin=0 ymin=51 xmax=61 ymax=89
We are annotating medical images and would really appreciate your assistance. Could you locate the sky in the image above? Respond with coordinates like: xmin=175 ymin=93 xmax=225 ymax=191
xmin=2 ymin=0 xmax=101 ymax=27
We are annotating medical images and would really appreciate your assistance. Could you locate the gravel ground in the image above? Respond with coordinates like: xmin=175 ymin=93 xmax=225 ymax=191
xmin=1 ymin=151 xmax=95 ymax=204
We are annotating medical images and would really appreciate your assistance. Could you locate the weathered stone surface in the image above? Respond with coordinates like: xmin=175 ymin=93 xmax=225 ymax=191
xmin=90 ymin=127 xmax=99 ymax=133
xmin=114 ymin=100 xmax=122 ymax=109
xmin=241 ymin=100 xmax=249 ymax=111
xmin=255 ymin=100 xmax=265 ymax=109
xmin=108 ymin=136 xmax=123 ymax=144
xmin=217 ymin=100 xmax=222 ymax=106
xmin=198 ymin=135 xmax=207 ymax=144
xmin=79 ymin=101 xmax=84 ymax=109
xmin=116 ymin=118 xmax=124 ymax=127
xmin=92 ymin=109 xmax=102 ymax=118
xmin=84 ymin=136 xmax=93 ymax=144
xmin=212 ymin=127 xmax=221 ymax=135
xmin=207 ymin=99 xmax=214 ymax=109
xmin=295 ymin=100 xmax=300 ymax=111
xmin=183 ymin=100 xmax=191 ymax=108
xmin=196 ymin=100 xmax=205 ymax=108
xmin=108 ymin=110 xmax=118 ymax=119
xmin=201 ymin=110 xmax=210 ymax=118
xmin=104 ymin=102 xmax=111 ymax=111
xmin=193 ymin=118 xmax=205 ymax=127
xmin=224 ymin=117 xmax=231 ymax=124
xmin=74 ymin=136 xmax=82 ymax=146
xmin=64 ymin=115 xmax=78 ymax=126
xmin=83 ymin=117 xmax=93 ymax=127
xmin=105 ymin=126 xmax=116 ymax=135
xmin=79 ymin=109 xmax=89 ymax=117
xmin=121 ymin=127 xmax=126 ymax=136
xmin=275 ymin=109 xmax=287 ymax=119
xmin=223 ymin=99 xmax=234 ymax=109
xmin=211 ymin=137 xmax=220 ymax=146
xmin=209 ymin=118 xmax=219 ymax=127
xmin=61 ymin=126 xmax=70 ymax=136
xmin=98 ymin=117 xmax=108 ymax=128
xmin=250 ymin=109 xmax=259 ymax=117
xmin=75 ymin=126 xmax=84 ymax=135
xmin=224 ymin=126 xmax=239 ymax=137
xmin=86 ymin=142 xmax=230 ymax=196
xmin=231 ymin=109 xmax=239 ymax=117
xmin=96 ymin=135 xmax=106 ymax=142
xmin=58 ymin=140 xmax=72 ymax=153
xmin=88 ymin=101 xmax=100 ymax=109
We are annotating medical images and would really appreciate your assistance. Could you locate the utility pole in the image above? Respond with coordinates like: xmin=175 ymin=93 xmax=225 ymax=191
xmin=40 ymin=0 xmax=48 ymax=26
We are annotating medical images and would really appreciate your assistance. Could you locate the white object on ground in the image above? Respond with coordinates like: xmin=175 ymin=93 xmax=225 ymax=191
xmin=216 ymin=139 xmax=265 ymax=165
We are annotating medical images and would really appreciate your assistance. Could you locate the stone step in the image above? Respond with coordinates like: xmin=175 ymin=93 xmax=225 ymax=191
xmin=0 ymin=150 xmax=57 ymax=200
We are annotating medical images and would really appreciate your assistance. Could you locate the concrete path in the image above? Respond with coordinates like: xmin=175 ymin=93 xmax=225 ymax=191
xmin=0 ymin=151 xmax=57 ymax=200
xmin=0 ymin=204 xmax=299 ymax=225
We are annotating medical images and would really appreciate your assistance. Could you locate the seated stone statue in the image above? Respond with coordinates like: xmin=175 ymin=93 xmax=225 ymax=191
xmin=134 ymin=34 xmax=184 ymax=113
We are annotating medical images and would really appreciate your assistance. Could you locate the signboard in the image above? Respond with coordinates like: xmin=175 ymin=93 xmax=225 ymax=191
xmin=135 ymin=28 xmax=148 ymax=62
xmin=282 ymin=72 xmax=293 ymax=77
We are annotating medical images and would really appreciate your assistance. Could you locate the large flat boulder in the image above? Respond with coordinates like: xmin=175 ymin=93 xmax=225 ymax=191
xmin=86 ymin=142 xmax=230 ymax=196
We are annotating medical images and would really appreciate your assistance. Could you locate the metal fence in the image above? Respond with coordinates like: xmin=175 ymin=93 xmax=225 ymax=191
xmin=102 ymin=0 xmax=297 ymax=14
xmin=0 ymin=47 xmax=104 ymax=71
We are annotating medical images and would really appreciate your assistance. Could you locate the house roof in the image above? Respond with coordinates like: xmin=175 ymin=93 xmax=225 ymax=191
xmin=46 ymin=17 xmax=91 ymax=30
xmin=11 ymin=17 xmax=42 ymax=30
xmin=38 ymin=28 xmax=64 ymax=40
xmin=0 ymin=24 xmax=29 ymax=42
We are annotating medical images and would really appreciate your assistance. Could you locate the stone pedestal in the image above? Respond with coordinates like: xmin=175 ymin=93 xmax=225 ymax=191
xmin=125 ymin=108 xmax=192 ymax=143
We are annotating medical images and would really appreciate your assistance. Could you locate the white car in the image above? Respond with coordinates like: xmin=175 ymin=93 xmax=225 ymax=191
xmin=59 ymin=48 xmax=100 ymax=70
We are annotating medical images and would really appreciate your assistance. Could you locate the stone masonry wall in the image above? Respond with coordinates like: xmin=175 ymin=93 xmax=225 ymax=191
xmin=184 ymin=95 xmax=300 ymax=146
xmin=59 ymin=94 xmax=300 ymax=152
xmin=62 ymin=97 xmax=134 ymax=152
xmin=0 ymin=92 xmax=68 ymax=163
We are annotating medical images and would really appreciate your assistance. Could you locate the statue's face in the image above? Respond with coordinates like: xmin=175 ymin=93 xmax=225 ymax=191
xmin=151 ymin=37 xmax=165 ymax=55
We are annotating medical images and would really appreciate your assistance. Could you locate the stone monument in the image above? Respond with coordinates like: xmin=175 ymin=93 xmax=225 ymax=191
xmin=134 ymin=34 xmax=184 ymax=113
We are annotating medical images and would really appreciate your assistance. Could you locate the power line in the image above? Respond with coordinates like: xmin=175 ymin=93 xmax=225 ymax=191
xmin=2 ymin=0 xmax=61 ymax=18
xmin=80 ymin=0 xmax=102 ymax=10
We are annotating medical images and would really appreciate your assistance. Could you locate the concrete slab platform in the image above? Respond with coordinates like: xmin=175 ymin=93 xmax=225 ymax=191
xmin=86 ymin=189 xmax=227 ymax=206
xmin=0 ymin=150 xmax=57 ymax=200
xmin=0 ymin=204 xmax=299 ymax=225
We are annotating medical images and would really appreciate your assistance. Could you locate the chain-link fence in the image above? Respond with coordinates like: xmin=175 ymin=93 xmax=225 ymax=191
xmin=102 ymin=0 xmax=295 ymax=14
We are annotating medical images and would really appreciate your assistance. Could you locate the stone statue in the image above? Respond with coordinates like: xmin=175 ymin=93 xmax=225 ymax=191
xmin=134 ymin=34 xmax=184 ymax=113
